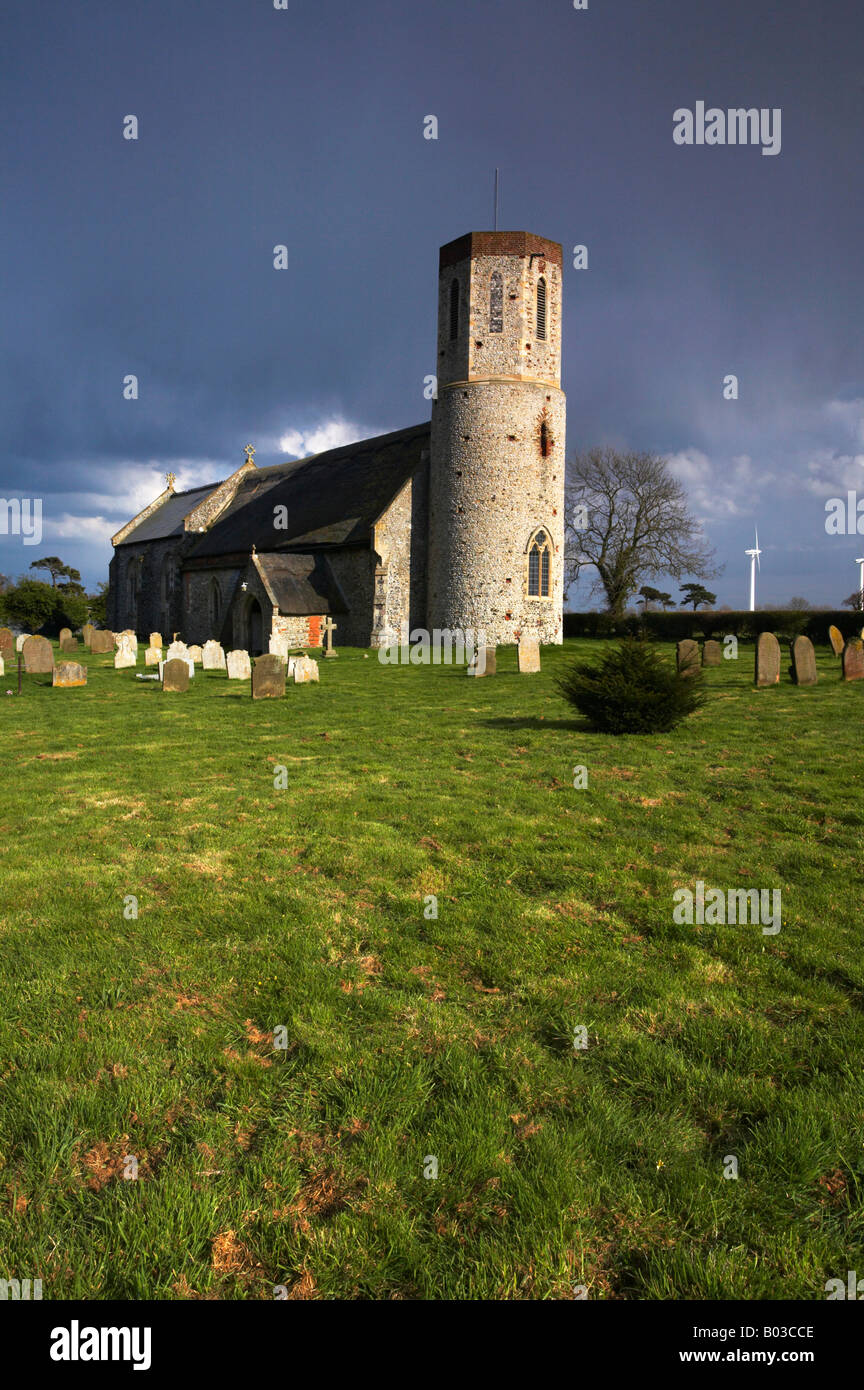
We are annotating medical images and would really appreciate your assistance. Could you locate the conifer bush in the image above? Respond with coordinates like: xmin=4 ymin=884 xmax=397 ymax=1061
xmin=556 ymin=638 xmax=706 ymax=734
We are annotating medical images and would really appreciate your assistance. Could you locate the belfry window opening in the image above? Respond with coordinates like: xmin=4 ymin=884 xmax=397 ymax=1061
xmin=536 ymin=277 xmax=547 ymax=340
xmin=449 ymin=279 xmax=459 ymax=340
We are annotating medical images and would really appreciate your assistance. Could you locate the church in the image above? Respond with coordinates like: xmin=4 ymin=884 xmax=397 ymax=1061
xmin=108 ymin=231 xmax=567 ymax=653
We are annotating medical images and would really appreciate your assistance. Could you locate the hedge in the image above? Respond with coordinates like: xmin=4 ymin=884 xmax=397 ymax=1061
xmin=562 ymin=609 xmax=861 ymax=645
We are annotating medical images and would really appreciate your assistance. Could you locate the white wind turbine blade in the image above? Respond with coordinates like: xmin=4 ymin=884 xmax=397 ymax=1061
xmin=755 ymin=526 xmax=761 ymax=571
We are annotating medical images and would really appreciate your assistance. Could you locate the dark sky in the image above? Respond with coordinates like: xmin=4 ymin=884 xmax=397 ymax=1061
xmin=3 ymin=0 xmax=863 ymax=607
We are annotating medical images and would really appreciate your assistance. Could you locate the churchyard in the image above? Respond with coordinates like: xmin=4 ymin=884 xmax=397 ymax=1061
xmin=0 ymin=634 xmax=861 ymax=1299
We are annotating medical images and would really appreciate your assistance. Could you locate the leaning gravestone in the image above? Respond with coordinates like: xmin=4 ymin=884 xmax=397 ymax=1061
xmin=252 ymin=653 xmax=285 ymax=699
xmin=58 ymin=627 xmax=72 ymax=644
xmin=842 ymin=638 xmax=864 ymax=681
xmin=202 ymin=640 xmax=226 ymax=670
xmin=145 ymin=646 xmax=161 ymax=667
xmin=790 ymin=635 xmax=818 ymax=685
xmin=53 ymin=661 xmax=87 ymax=688
xmin=0 ymin=627 xmax=13 ymax=655
xmin=293 ymin=656 xmax=320 ymax=684
xmin=188 ymin=645 xmax=203 ymax=665
xmin=226 ymin=649 xmax=251 ymax=680
xmin=702 ymin=639 xmax=722 ymax=666
xmin=90 ymin=630 xmax=115 ymax=654
xmin=162 ymin=658 xmax=190 ymax=692
xmin=828 ymin=624 xmax=845 ymax=657
xmin=16 ymin=633 xmax=31 ymax=652
xmin=517 ymin=637 xmax=541 ymax=673
xmin=467 ymin=646 xmax=496 ymax=676
xmin=22 ymin=635 xmax=54 ymax=673
xmin=676 ymin=639 xmax=699 ymax=676
xmin=149 ymin=632 xmax=163 ymax=650
xmin=81 ymin=623 xmax=94 ymax=647
xmin=60 ymin=635 xmax=78 ymax=653
xmin=755 ymin=632 xmax=781 ymax=686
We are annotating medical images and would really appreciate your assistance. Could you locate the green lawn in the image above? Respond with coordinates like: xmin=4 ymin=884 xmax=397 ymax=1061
xmin=0 ymin=638 xmax=862 ymax=1300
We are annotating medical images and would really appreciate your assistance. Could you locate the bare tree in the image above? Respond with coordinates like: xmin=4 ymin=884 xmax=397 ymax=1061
xmin=564 ymin=448 xmax=718 ymax=619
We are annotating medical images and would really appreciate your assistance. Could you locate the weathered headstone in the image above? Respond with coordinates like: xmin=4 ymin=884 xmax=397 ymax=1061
xmin=252 ymin=653 xmax=285 ymax=699
xmin=53 ymin=661 xmax=87 ymax=688
xmin=676 ymin=639 xmax=699 ymax=676
xmin=842 ymin=638 xmax=864 ymax=681
xmin=90 ymin=630 xmax=115 ymax=654
xmin=145 ymin=646 xmax=161 ymax=666
xmin=0 ymin=627 xmax=13 ymax=655
xmin=755 ymin=632 xmax=781 ymax=687
xmin=790 ymin=635 xmax=818 ymax=685
xmin=269 ymin=633 xmax=290 ymax=662
xmin=158 ymin=657 xmax=194 ymax=681
xmin=22 ymin=635 xmax=54 ymax=673
xmin=322 ymin=615 xmax=338 ymax=658
xmin=517 ymin=637 xmax=541 ymax=673
xmin=293 ymin=656 xmax=320 ymax=684
xmin=60 ymin=635 xmax=78 ymax=653
xmin=58 ymin=627 xmax=72 ymax=644
xmin=828 ymin=624 xmax=845 ymax=657
xmin=202 ymin=640 xmax=226 ymax=670
xmin=188 ymin=645 xmax=203 ymax=665
xmin=162 ymin=657 xmax=190 ymax=692
xmin=114 ymin=649 xmax=136 ymax=669
xmin=226 ymin=649 xmax=251 ymax=680
xmin=0 ymin=655 xmax=4 ymax=677
xmin=16 ymin=633 xmax=31 ymax=652
xmin=82 ymin=623 xmax=94 ymax=647
xmin=149 ymin=632 xmax=163 ymax=649
xmin=702 ymin=639 xmax=722 ymax=666
xmin=467 ymin=646 xmax=496 ymax=676
xmin=167 ymin=640 xmax=189 ymax=662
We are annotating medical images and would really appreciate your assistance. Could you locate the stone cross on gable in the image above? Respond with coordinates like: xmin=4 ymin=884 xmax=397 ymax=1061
xmin=165 ymin=472 xmax=176 ymax=490
xmin=322 ymin=615 xmax=338 ymax=657
xmin=244 ymin=444 xmax=255 ymax=463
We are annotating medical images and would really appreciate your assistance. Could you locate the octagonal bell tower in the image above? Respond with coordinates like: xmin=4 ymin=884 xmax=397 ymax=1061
xmin=426 ymin=231 xmax=566 ymax=646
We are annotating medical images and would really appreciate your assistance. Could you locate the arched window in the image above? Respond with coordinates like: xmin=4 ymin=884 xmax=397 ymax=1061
xmin=527 ymin=528 xmax=552 ymax=599
xmin=209 ymin=579 xmax=221 ymax=629
xmin=489 ymin=271 xmax=503 ymax=333
xmin=449 ymin=278 xmax=459 ymax=340
xmin=536 ymin=277 xmax=547 ymax=340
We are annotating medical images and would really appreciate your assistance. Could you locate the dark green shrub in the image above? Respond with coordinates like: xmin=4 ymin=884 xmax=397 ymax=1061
xmin=556 ymin=638 xmax=706 ymax=734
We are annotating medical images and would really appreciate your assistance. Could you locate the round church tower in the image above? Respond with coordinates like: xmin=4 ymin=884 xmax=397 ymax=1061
xmin=427 ymin=231 xmax=566 ymax=646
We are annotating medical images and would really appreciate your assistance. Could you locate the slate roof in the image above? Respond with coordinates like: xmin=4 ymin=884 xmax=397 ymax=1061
xmin=256 ymin=552 xmax=348 ymax=615
xmin=117 ymin=484 xmax=220 ymax=545
xmin=188 ymin=422 xmax=430 ymax=559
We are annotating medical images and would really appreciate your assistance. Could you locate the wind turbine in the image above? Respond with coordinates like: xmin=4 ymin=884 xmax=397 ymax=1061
xmin=745 ymin=527 xmax=762 ymax=612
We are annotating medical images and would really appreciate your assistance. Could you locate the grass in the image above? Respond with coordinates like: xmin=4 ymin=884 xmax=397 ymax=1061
xmin=0 ymin=637 xmax=862 ymax=1300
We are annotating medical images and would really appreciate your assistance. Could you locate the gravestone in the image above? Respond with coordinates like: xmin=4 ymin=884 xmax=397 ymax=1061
xmin=842 ymin=638 xmax=864 ymax=681
xmin=293 ymin=656 xmax=320 ymax=684
xmin=202 ymin=640 xmax=226 ymax=670
xmin=188 ymin=645 xmax=203 ymax=665
xmin=0 ymin=655 xmax=4 ymax=676
xmin=58 ymin=627 xmax=72 ymax=644
xmin=53 ymin=661 xmax=87 ymax=688
xmin=114 ymin=648 xmax=136 ymax=669
xmin=149 ymin=632 xmax=163 ymax=649
xmin=754 ymin=632 xmax=781 ymax=686
xmin=702 ymin=639 xmax=722 ymax=666
xmin=828 ymin=624 xmax=845 ymax=656
xmin=790 ymin=635 xmax=818 ymax=685
xmin=252 ymin=653 xmax=285 ymax=699
xmin=0 ymin=627 xmax=13 ymax=655
xmin=90 ymin=630 xmax=115 ymax=654
xmin=162 ymin=657 xmax=190 ymax=692
xmin=467 ymin=646 xmax=496 ymax=676
xmin=676 ymin=639 xmax=699 ymax=676
xmin=322 ymin=615 xmax=338 ymax=658
xmin=82 ymin=623 xmax=94 ymax=647
xmin=158 ymin=657 xmax=194 ymax=681
xmin=145 ymin=646 xmax=161 ymax=667
xmin=226 ymin=649 xmax=251 ymax=680
xmin=22 ymin=635 xmax=54 ymax=673
xmin=167 ymin=640 xmax=189 ymax=662
xmin=269 ymin=633 xmax=290 ymax=662
xmin=60 ymin=635 xmax=78 ymax=653
xmin=517 ymin=637 xmax=541 ymax=673
xmin=16 ymin=633 xmax=31 ymax=652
